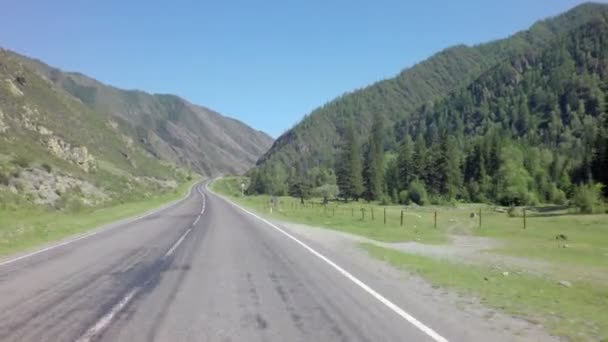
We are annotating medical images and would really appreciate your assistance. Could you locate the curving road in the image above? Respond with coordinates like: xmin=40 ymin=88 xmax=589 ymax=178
xmin=0 ymin=181 xmax=529 ymax=342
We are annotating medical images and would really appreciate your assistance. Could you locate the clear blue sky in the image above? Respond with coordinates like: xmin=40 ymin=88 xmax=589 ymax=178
xmin=0 ymin=0 xmax=599 ymax=137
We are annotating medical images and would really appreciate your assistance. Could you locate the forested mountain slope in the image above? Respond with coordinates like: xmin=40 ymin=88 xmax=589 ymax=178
xmin=255 ymin=2 xmax=608 ymax=178
xmin=250 ymin=3 xmax=608 ymax=208
xmin=381 ymin=18 xmax=608 ymax=205
xmin=12 ymin=52 xmax=273 ymax=176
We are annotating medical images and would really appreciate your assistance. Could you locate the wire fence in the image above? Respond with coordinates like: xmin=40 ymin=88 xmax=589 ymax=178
xmin=257 ymin=198 xmax=547 ymax=231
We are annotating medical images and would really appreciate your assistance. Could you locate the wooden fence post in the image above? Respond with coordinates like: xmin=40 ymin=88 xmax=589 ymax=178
xmin=383 ymin=208 xmax=386 ymax=224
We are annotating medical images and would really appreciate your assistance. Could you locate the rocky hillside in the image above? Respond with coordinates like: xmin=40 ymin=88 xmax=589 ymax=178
xmin=0 ymin=49 xmax=271 ymax=209
xmin=11 ymin=52 xmax=273 ymax=176
xmin=255 ymin=2 xmax=608 ymax=175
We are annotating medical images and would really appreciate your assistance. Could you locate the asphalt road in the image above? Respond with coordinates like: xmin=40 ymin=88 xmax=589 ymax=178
xmin=0 ymin=182 xmax=523 ymax=342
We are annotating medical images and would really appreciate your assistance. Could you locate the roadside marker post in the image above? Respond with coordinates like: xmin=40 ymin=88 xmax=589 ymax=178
xmin=479 ymin=208 xmax=482 ymax=229
xmin=383 ymin=208 xmax=386 ymax=225
xmin=434 ymin=210 xmax=437 ymax=229
xmin=371 ymin=207 xmax=374 ymax=221
xmin=523 ymin=208 xmax=527 ymax=229
xmin=400 ymin=210 xmax=404 ymax=227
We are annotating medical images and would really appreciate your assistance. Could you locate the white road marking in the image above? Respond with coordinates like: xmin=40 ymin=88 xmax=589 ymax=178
xmin=192 ymin=215 xmax=201 ymax=226
xmin=74 ymin=184 xmax=208 ymax=342
xmin=198 ymin=186 xmax=206 ymax=214
xmin=211 ymin=187 xmax=449 ymax=342
xmin=75 ymin=288 xmax=138 ymax=342
xmin=164 ymin=228 xmax=192 ymax=259
xmin=0 ymin=182 xmax=201 ymax=268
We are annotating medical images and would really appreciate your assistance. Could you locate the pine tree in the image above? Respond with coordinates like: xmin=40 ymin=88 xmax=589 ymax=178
xmin=336 ymin=123 xmax=363 ymax=201
xmin=350 ymin=129 xmax=364 ymax=200
xmin=363 ymin=113 xmax=385 ymax=201
xmin=412 ymin=134 xmax=427 ymax=183
xmin=444 ymin=135 xmax=463 ymax=199
xmin=397 ymin=134 xmax=414 ymax=191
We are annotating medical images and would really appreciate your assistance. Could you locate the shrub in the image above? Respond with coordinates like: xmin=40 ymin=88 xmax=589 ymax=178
xmin=41 ymin=163 xmax=52 ymax=173
xmin=12 ymin=155 xmax=30 ymax=168
xmin=312 ymin=184 xmax=339 ymax=204
xmin=0 ymin=171 xmax=8 ymax=186
xmin=408 ymin=179 xmax=429 ymax=205
xmin=14 ymin=180 xmax=25 ymax=192
xmin=572 ymin=183 xmax=605 ymax=214
xmin=398 ymin=190 xmax=410 ymax=204
xmin=391 ymin=188 xmax=398 ymax=204
xmin=379 ymin=194 xmax=391 ymax=205
xmin=549 ymin=185 xmax=567 ymax=205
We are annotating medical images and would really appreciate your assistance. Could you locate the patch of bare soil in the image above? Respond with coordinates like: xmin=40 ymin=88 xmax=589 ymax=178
xmin=276 ymin=220 xmax=561 ymax=342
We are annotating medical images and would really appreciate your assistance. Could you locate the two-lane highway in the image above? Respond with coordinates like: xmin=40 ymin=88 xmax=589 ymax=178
xmin=0 ymin=181 xmax=537 ymax=341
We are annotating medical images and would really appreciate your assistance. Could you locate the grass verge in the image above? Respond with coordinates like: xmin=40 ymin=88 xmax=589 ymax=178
xmin=360 ymin=242 xmax=608 ymax=342
xmin=0 ymin=178 xmax=200 ymax=258
xmin=210 ymin=177 xmax=448 ymax=243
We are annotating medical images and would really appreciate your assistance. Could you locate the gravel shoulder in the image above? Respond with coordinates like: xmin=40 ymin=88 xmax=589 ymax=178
xmin=275 ymin=220 xmax=561 ymax=342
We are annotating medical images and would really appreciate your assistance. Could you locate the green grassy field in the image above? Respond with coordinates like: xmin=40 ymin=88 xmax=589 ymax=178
xmin=0 ymin=178 xmax=200 ymax=258
xmin=361 ymin=243 xmax=608 ymax=342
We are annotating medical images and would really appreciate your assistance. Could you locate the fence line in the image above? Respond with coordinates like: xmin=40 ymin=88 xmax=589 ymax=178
xmin=268 ymin=198 xmax=538 ymax=230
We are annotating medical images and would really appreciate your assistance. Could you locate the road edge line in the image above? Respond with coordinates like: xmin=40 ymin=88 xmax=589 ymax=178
xmin=206 ymin=183 xmax=449 ymax=342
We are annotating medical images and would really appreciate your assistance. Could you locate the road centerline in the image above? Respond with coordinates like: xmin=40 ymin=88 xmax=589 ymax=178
xmin=73 ymin=184 xmax=207 ymax=342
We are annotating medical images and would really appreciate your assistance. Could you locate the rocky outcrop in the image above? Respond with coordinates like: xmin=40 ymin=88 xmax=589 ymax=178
xmin=0 ymin=109 xmax=7 ymax=133
xmin=7 ymin=167 xmax=108 ymax=206
xmin=45 ymin=136 xmax=96 ymax=172
xmin=4 ymin=78 xmax=23 ymax=97
xmin=134 ymin=176 xmax=177 ymax=190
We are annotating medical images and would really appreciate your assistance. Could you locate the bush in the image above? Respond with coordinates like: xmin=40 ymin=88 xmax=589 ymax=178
xmin=12 ymin=155 xmax=30 ymax=168
xmin=572 ymin=183 xmax=605 ymax=214
xmin=398 ymin=190 xmax=410 ymax=204
xmin=549 ymin=184 xmax=567 ymax=205
xmin=391 ymin=188 xmax=398 ymax=204
xmin=379 ymin=194 xmax=391 ymax=205
xmin=312 ymin=184 xmax=339 ymax=203
xmin=41 ymin=163 xmax=52 ymax=173
xmin=14 ymin=180 xmax=25 ymax=192
xmin=408 ymin=179 xmax=429 ymax=205
xmin=0 ymin=171 xmax=8 ymax=186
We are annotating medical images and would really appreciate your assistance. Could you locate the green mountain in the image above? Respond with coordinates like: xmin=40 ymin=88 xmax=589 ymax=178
xmin=382 ymin=16 xmax=608 ymax=205
xmin=251 ymin=3 xmax=608 ymax=207
xmin=255 ymin=2 xmax=608 ymax=176
xmin=0 ymin=49 xmax=271 ymax=208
